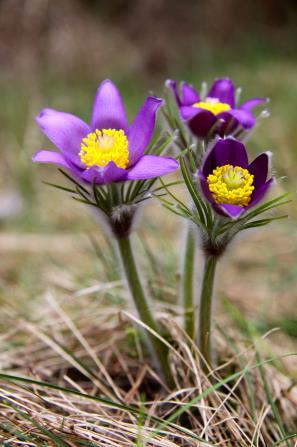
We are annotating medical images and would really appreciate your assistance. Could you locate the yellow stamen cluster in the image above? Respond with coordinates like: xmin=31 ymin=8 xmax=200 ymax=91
xmin=193 ymin=97 xmax=231 ymax=115
xmin=207 ymin=164 xmax=254 ymax=207
xmin=79 ymin=129 xmax=129 ymax=169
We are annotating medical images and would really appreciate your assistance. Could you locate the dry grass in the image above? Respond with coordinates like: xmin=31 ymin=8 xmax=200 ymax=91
xmin=0 ymin=276 xmax=296 ymax=446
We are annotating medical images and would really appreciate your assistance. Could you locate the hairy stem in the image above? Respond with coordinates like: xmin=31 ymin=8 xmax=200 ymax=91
xmin=181 ymin=225 xmax=196 ymax=340
xmin=199 ymin=255 xmax=218 ymax=369
xmin=116 ymin=235 xmax=173 ymax=387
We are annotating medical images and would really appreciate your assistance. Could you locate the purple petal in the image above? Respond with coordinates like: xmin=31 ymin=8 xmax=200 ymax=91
xmin=126 ymin=155 xmax=179 ymax=180
xmin=248 ymin=152 xmax=271 ymax=189
xmin=215 ymin=111 xmax=239 ymax=135
xmin=32 ymin=150 xmax=72 ymax=169
xmin=226 ymin=109 xmax=256 ymax=129
xmin=80 ymin=162 xmax=127 ymax=184
xmin=128 ymin=97 xmax=164 ymax=166
xmin=182 ymin=107 xmax=216 ymax=138
xmin=166 ymin=79 xmax=181 ymax=106
xmin=240 ymin=98 xmax=268 ymax=112
xmin=166 ymin=80 xmax=200 ymax=106
xmin=216 ymin=108 xmax=257 ymax=134
xmin=199 ymin=172 xmax=216 ymax=205
xmin=216 ymin=203 xmax=245 ymax=219
xmin=215 ymin=138 xmax=249 ymax=168
xmin=91 ymin=79 xmax=129 ymax=133
xmin=180 ymin=105 xmax=201 ymax=120
xmin=202 ymin=142 xmax=221 ymax=177
xmin=36 ymin=109 xmax=90 ymax=167
xmin=202 ymin=138 xmax=249 ymax=176
xmin=208 ymin=78 xmax=235 ymax=107
xmin=180 ymin=82 xmax=200 ymax=105
xmin=247 ymin=177 xmax=275 ymax=209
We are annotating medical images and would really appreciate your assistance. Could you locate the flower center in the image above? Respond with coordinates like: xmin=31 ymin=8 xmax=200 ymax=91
xmin=193 ymin=97 xmax=231 ymax=115
xmin=207 ymin=164 xmax=254 ymax=207
xmin=79 ymin=129 xmax=129 ymax=169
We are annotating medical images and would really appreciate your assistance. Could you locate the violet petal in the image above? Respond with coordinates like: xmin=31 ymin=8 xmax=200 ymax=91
xmin=91 ymin=79 xmax=129 ymax=133
xmin=81 ymin=162 xmax=127 ymax=184
xmin=248 ymin=152 xmax=270 ymax=189
xmin=36 ymin=108 xmax=90 ymax=167
xmin=208 ymin=78 xmax=235 ymax=108
xmin=128 ymin=96 xmax=163 ymax=166
xmin=202 ymin=138 xmax=249 ymax=176
xmin=199 ymin=172 xmax=216 ymax=205
xmin=248 ymin=177 xmax=275 ymax=209
xmin=181 ymin=81 xmax=200 ymax=105
xmin=227 ymin=108 xmax=256 ymax=129
xmin=216 ymin=203 xmax=245 ymax=219
xmin=216 ymin=111 xmax=239 ymax=135
xmin=126 ymin=155 xmax=179 ymax=180
xmin=166 ymin=79 xmax=181 ymax=106
xmin=32 ymin=150 xmax=72 ymax=169
xmin=240 ymin=98 xmax=268 ymax=112
xmin=184 ymin=108 xmax=217 ymax=138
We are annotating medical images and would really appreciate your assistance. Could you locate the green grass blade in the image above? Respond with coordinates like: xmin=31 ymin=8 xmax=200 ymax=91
xmin=217 ymin=324 xmax=257 ymax=422
xmin=271 ymin=433 xmax=297 ymax=446
xmin=255 ymin=350 xmax=290 ymax=446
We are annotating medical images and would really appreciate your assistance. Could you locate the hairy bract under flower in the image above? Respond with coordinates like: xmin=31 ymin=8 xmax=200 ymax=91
xmin=80 ymin=129 xmax=129 ymax=169
xmin=207 ymin=164 xmax=254 ymax=206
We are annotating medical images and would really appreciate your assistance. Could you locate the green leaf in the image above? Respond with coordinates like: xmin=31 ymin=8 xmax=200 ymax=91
xmin=146 ymin=132 xmax=175 ymax=156
xmin=42 ymin=181 xmax=77 ymax=194
xmin=180 ymin=157 xmax=210 ymax=229
xmin=72 ymin=196 xmax=97 ymax=207
xmin=243 ymin=214 xmax=288 ymax=229
xmin=159 ymin=178 xmax=192 ymax=215
xmin=58 ymin=169 xmax=89 ymax=194
xmin=152 ymin=180 xmax=183 ymax=193
xmin=242 ymin=193 xmax=290 ymax=222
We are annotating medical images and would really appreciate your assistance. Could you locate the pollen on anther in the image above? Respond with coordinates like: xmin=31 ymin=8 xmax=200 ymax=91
xmin=207 ymin=164 xmax=254 ymax=207
xmin=193 ymin=98 xmax=231 ymax=115
xmin=79 ymin=128 xmax=129 ymax=169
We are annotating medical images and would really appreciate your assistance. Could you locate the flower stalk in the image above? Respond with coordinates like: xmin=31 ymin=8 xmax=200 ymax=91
xmin=181 ymin=225 xmax=196 ymax=339
xmin=116 ymin=234 xmax=173 ymax=388
xmin=199 ymin=254 xmax=218 ymax=369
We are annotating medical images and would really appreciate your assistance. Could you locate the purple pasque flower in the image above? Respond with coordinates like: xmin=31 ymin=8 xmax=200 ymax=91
xmin=33 ymin=80 xmax=179 ymax=184
xmin=166 ymin=78 xmax=267 ymax=138
xmin=199 ymin=137 xmax=274 ymax=219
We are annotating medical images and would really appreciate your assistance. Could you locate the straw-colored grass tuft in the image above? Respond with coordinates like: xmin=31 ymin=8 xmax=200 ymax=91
xmin=0 ymin=288 xmax=296 ymax=446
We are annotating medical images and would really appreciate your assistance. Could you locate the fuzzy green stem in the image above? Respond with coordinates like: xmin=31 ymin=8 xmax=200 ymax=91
xmin=199 ymin=255 xmax=218 ymax=369
xmin=181 ymin=226 xmax=196 ymax=340
xmin=116 ymin=235 xmax=173 ymax=387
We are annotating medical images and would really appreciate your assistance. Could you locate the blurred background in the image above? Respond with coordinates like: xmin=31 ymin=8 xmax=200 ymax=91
xmin=0 ymin=0 xmax=296 ymax=371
